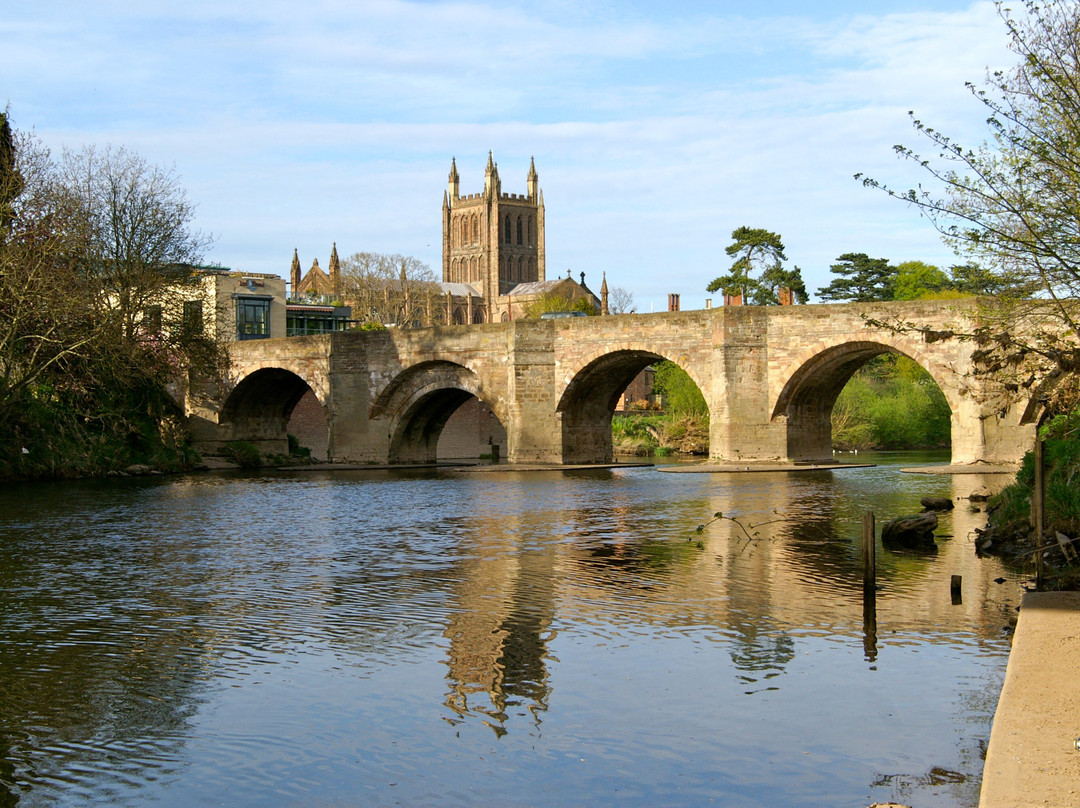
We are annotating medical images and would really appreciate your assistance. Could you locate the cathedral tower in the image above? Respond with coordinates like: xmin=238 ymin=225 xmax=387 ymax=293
xmin=442 ymin=153 xmax=546 ymax=321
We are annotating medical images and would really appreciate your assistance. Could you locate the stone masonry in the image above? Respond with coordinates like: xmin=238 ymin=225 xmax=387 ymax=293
xmin=187 ymin=298 xmax=1037 ymax=466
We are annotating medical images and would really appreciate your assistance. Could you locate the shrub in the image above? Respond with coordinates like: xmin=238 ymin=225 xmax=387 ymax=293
xmin=223 ymin=441 xmax=262 ymax=468
xmin=287 ymin=433 xmax=312 ymax=458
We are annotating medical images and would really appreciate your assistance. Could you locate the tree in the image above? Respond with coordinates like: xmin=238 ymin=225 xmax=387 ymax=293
xmin=653 ymin=360 xmax=707 ymax=417
xmin=816 ymin=253 xmax=894 ymax=302
xmin=0 ymin=129 xmax=101 ymax=430
xmin=858 ymin=0 xmax=1080 ymax=412
xmin=0 ymin=108 xmax=21 ymax=241
xmin=759 ymin=264 xmax=809 ymax=305
xmin=523 ymin=293 xmax=597 ymax=318
xmin=58 ymin=145 xmax=211 ymax=344
xmin=0 ymin=119 xmax=222 ymax=477
xmin=707 ymin=227 xmax=804 ymax=305
xmin=892 ymin=261 xmax=952 ymax=300
xmin=608 ymin=286 xmax=635 ymax=314
xmin=340 ymin=251 xmax=440 ymax=327
xmin=948 ymin=262 xmax=1031 ymax=296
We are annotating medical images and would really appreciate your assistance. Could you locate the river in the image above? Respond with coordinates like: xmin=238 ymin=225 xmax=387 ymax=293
xmin=0 ymin=452 xmax=1022 ymax=807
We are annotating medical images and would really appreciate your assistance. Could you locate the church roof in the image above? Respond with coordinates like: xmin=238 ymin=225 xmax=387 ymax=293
xmin=436 ymin=282 xmax=481 ymax=297
xmin=506 ymin=279 xmax=570 ymax=296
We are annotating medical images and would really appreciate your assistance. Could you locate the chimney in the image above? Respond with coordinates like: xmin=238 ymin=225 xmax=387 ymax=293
xmin=668 ymin=293 xmax=680 ymax=312
xmin=778 ymin=286 xmax=793 ymax=305
xmin=724 ymin=290 xmax=743 ymax=306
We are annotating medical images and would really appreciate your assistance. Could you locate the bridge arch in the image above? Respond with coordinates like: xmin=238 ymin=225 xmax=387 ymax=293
xmin=371 ymin=360 xmax=508 ymax=464
xmin=557 ymin=348 xmax=709 ymax=464
xmin=771 ymin=339 xmax=959 ymax=462
xmin=220 ymin=365 xmax=328 ymax=456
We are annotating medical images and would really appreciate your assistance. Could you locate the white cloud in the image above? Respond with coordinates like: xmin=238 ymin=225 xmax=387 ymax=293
xmin=3 ymin=1 xmax=1018 ymax=310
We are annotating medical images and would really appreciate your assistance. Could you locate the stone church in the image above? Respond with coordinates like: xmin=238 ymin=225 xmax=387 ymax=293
xmin=286 ymin=153 xmax=603 ymax=327
xmin=442 ymin=153 xmax=602 ymax=322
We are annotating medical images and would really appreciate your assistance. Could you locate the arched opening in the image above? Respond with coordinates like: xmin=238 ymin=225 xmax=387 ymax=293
xmin=219 ymin=367 xmax=327 ymax=458
xmin=772 ymin=342 xmax=952 ymax=462
xmin=374 ymin=362 xmax=507 ymax=464
xmin=558 ymin=350 xmax=708 ymax=464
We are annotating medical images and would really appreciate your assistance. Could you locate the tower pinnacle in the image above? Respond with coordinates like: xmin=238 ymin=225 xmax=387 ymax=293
xmin=527 ymin=156 xmax=539 ymax=200
xmin=448 ymin=157 xmax=460 ymax=200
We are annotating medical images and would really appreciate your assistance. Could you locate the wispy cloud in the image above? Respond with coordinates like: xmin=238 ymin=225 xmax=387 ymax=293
xmin=3 ymin=1 xmax=1013 ymax=307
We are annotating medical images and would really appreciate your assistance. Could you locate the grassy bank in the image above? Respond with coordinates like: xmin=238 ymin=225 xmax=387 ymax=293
xmin=612 ymin=413 xmax=709 ymax=457
xmin=982 ymin=410 xmax=1080 ymax=589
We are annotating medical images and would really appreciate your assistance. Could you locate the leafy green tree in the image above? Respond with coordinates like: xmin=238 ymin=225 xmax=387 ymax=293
xmin=892 ymin=261 xmax=952 ymax=300
xmin=759 ymin=264 xmax=809 ymax=305
xmin=523 ymin=293 xmax=596 ymax=318
xmin=816 ymin=253 xmax=894 ymax=302
xmin=948 ymin=263 xmax=1031 ymax=296
xmin=652 ymin=361 xmax=708 ymax=417
xmin=707 ymin=227 xmax=804 ymax=305
xmin=858 ymin=0 xmax=1080 ymax=413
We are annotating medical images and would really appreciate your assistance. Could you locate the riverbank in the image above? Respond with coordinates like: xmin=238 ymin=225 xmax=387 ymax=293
xmin=979 ymin=591 xmax=1080 ymax=807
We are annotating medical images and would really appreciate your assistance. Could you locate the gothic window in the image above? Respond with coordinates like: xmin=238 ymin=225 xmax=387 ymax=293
xmin=517 ymin=256 xmax=525 ymax=281
xmin=453 ymin=306 xmax=466 ymax=325
xmin=529 ymin=257 xmax=536 ymax=279
xmin=501 ymin=311 xmax=509 ymax=322
xmin=504 ymin=216 xmax=511 ymax=242
xmin=472 ymin=215 xmax=479 ymax=243
xmin=528 ymin=216 xmax=534 ymax=246
xmin=500 ymin=255 xmax=507 ymax=281
xmin=472 ymin=307 xmax=485 ymax=324
xmin=516 ymin=216 xmax=523 ymax=245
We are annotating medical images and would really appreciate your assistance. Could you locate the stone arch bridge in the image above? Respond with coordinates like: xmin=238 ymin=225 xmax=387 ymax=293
xmin=186 ymin=299 xmax=1036 ymax=466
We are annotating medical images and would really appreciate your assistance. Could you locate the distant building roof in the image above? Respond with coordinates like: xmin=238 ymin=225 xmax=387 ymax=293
xmin=436 ymin=282 xmax=481 ymax=296
xmin=506 ymin=279 xmax=566 ymax=296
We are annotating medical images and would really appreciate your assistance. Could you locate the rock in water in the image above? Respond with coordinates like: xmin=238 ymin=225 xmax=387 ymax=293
xmin=881 ymin=512 xmax=939 ymax=551
xmin=920 ymin=496 xmax=954 ymax=511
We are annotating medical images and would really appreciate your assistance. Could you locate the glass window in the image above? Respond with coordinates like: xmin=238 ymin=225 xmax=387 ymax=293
xmin=237 ymin=298 xmax=270 ymax=340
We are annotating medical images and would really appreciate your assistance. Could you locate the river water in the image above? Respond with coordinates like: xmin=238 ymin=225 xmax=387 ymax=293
xmin=0 ymin=452 xmax=1023 ymax=807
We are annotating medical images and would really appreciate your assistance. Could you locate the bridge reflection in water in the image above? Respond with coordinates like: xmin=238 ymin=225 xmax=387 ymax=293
xmin=0 ymin=455 xmax=1019 ymax=806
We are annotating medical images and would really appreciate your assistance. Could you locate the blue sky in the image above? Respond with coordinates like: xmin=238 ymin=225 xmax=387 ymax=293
xmin=5 ymin=1 xmax=1015 ymax=311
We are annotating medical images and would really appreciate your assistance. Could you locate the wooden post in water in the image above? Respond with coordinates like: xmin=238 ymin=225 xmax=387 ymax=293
xmin=862 ymin=510 xmax=876 ymax=593
xmin=951 ymin=574 xmax=962 ymax=605
xmin=862 ymin=510 xmax=878 ymax=661
xmin=1034 ymin=437 xmax=1045 ymax=590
